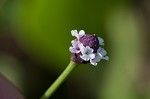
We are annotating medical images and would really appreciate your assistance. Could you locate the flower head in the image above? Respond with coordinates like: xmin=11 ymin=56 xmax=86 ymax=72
xmin=69 ymin=30 xmax=109 ymax=66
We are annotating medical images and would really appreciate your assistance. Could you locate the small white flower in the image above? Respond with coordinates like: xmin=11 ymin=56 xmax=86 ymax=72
xmin=90 ymin=53 xmax=101 ymax=66
xmin=80 ymin=46 xmax=95 ymax=61
xmin=71 ymin=30 xmax=85 ymax=39
xmin=69 ymin=40 xmax=84 ymax=53
xmin=90 ymin=48 xmax=109 ymax=66
xmin=98 ymin=37 xmax=104 ymax=46
xmin=90 ymin=48 xmax=101 ymax=66
xmin=98 ymin=48 xmax=109 ymax=60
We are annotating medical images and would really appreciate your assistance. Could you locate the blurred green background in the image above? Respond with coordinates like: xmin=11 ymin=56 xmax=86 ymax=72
xmin=0 ymin=0 xmax=150 ymax=99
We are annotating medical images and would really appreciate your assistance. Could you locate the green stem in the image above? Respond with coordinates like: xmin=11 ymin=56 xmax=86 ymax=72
xmin=40 ymin=61 xmax=78 ymax=99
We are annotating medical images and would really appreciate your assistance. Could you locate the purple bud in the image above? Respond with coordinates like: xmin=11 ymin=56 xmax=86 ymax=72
xmin=71 ymin=53 xmax=83 ymax=63
xmin=79 ymin=34 xmax=99 ymax=53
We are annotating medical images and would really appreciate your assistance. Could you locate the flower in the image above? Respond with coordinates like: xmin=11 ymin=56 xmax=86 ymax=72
xmin=90 ymin=53 xmax=101 ymax=66
xmin=69 ymin=40 xmax=84 ymax=54
xmin=90 ymin=48 xmax=109 ymax=66
xmin=80 ymin=46 xmax=95 ymax=61
xmin=69 ymin=30 xmax=109 ymax=66
xmin=98 ymin=48 xmax=109 ymax=60
xmin=71 ymin=30 xmax=85 ymax=39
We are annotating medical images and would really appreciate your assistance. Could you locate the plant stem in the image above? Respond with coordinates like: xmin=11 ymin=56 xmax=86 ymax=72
xmin=40 ymin=61 xmax=77 ymax=99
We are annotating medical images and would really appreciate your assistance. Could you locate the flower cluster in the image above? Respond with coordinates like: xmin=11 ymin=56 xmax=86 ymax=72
xmin=69 ymin=30 xmax=109 ymax=66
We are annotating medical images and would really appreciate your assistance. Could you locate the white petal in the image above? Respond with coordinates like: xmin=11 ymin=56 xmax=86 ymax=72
xmin=100 ymin=48 xmax=107 ymax=56
xmin=95 ymin=53 xmax=101 ymax=62
xmin=98 ymin=37 xmax=104 ymax=46
xmin=86 ymin=46 xmax=94 ymax=54
xmin=79 ymin=43 xmax=85 ymax=52
xmin=81 ymin=46 xmax=86 ymax=55
xmin=80 ymin=55 xmax=90 ymax=61
xmin=71 ymin=40 xmax=78 ymax=44
xmin=69 ymin=47 xmax=76 ymax=53
xmin=90 ymin=59 xmax=97 ymax=66
xmin=79 ymin=30 xmax=85 ymax=35
xmin=72 ymin=40 xmax=78 ymax=47
xmin=97 ymin=47 xmax=101 ymax=53
xmin=102 ymin=56 xmax=109 ymax=60
xmin=89 ymin=53 xmax=95 ymax=59
xmin=71 ymin=30 xmax=78 ymax=37
xmin=71 ymin=40 xmax=75 ymax=44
